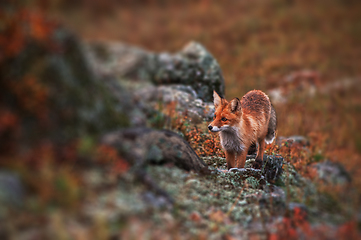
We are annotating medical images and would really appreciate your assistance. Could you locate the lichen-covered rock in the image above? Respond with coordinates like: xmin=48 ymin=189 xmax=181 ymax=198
xmin=147 ymin=165 xmax=286 ymax=226
xmin=84 ymin=40 xmax=224 ymax=123
xmin=152 ymin=41 xmax=225 ymax=102
xmin=85 ymin=40 xmax=225 ymax=103
xmin=204 ymin=155 xmax=283 ymax=183
xmin=84 ymin=41 xmax=155 ymax=81
xmin=135 ymin=85 xmax=214 ymax=123
xmin=101 ymin=127 xmax=208 ymax=172
xmin=246 ymin=155 xmax=284 ymax=183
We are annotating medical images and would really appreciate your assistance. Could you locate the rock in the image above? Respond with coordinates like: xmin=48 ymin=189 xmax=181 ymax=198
xmin=141 ymin=191 xmax=172 ymax=210
xmin=229 ymin=168 xmax=263 ymax=179
xmin=227 ymin=167 xmax=267 ymax=188
xmin=312 ymin=160 xmax=351 ymax=185
xmin=203 ymin=155 xmax=284 ymax=183
xmin=148 ymin=164 xmax=287 ymax=225
xmin=246 ymin=155 xmax=284 ymax=183
xmin=84 ymin=41 xmax=154 ymax=82
xmin=85 ymin=40 xmax=225 ymax=103
xmin=102 ymin=75 xmax=148 ymax=127
xmin=101 ymin=127 xmax=208 ymax=172
xmin=152 ymin=41 xmax=225 ymax=102
xmin=100 ymin=127 xmax=210 ymax=210
xmin=0 ymin=171 xmax=24 ymax=208
xmin=135 ymin=85 xmax=214 ymax=123
xmin=276 ymin=136 xmax=310 ymax=147
xmin=85 ymin=40 xmax=224 ymax=123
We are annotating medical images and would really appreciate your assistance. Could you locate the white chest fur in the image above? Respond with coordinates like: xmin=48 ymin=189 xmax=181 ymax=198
xmin=219 ymin=127 xmax=245 ymax=153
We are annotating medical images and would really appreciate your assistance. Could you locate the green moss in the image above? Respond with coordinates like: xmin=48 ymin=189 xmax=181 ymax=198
xmin=245 ymin=176 xmax=260 ymax=189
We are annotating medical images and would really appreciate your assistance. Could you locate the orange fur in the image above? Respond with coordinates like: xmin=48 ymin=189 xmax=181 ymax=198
xmin=208 ymin=90 xmax=276 ymax=169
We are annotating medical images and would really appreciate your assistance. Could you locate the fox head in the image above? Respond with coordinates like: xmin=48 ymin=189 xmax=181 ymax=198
xmin=208 ymin=91 xmax=242 ymax=132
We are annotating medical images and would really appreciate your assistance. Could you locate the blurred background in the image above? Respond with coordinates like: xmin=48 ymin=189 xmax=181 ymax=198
xmin=1 ymin=0 xmax=361 ymax=239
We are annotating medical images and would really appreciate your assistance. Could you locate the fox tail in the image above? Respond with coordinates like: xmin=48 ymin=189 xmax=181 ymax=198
xmin=265 ymin=104 xmax=277 ymax=144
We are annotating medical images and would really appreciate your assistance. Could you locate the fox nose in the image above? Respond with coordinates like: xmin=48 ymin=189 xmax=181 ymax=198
xmin=208 ymin=125 xmax=213 ymax=131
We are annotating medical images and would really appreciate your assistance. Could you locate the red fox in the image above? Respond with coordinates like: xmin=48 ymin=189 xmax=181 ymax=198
xmin=208 ymin=90 xmax=277 ymax=169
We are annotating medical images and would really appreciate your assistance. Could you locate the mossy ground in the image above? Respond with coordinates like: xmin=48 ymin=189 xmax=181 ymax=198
xmin=86 ymin=157 xmax=301 ymax=237
xmin=73 ymin=154 xmax=352 ymax=238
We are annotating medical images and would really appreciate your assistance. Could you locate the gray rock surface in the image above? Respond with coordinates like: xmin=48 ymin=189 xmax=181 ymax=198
xmin=101 ymin=127 xmax=208 ymax=172
xmin=245 ymin=154 xmax=284 ymax=183
xmin=312 ymin=160 xmax=351 ymax=185
xmin=135 ymin=85 xmax=214 ymax=123
xmin=152 ymin=41 xmax=225 ymax=102
xmin=276 ymin=135 xmax=310 ymax=147
xmin=85 ymin=41 xmax=225 ymax=102
xmin=0 ymin=171 xmax=24 ymax=208
xmin=85 ymin=40 xmax=224 ymax=123
xmin=84 ymin=41 xmax=154 ymax=81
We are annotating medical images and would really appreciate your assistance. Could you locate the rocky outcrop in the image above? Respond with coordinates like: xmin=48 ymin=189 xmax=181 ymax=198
xmin=101 ymin=127 xmax=208 ymax=172
xmin=85 ymin=41 xmax=225 ymax=123
xmin=151 ymin=41 xmax=225 ymax=102
xmin=135 ymin=85 xmax=214 ymax=123
xmin=86 ymin=41 xmax=225 ymax=102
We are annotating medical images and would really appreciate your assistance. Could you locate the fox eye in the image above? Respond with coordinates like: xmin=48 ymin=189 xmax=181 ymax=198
xmin=221 ymin=117 xmax=227 ymax=121
xmin=214 ymin=114 xmax=216 ymax=119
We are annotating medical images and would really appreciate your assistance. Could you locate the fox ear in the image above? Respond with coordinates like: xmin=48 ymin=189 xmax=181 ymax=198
xmin=229 ymin=98 xmax=241 ymax=112
xmin=213 ymin=91 xmax=222 ymax=108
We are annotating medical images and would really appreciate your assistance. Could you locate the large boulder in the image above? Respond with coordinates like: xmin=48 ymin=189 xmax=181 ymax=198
xmin=101 ymin=127 xmax=208 ymax=172
xmin=85 ymin=41 xmax=225 ymax=102
xmin=84 ymin=41 xmax=154 ymax=82
xmin=135 ymin=85 xmax=214 ymax=123
xmin=152 ymin=41 xmax=225 ymax=102
xmin=84 ymin=41 xmax=224 ymax=123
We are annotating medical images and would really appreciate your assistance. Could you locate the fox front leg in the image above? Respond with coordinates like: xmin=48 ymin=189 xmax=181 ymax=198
xmin=225 ymin=151 xmax=236 ymax=170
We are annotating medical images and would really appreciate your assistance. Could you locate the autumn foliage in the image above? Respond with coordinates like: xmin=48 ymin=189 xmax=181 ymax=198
xmin=270 ymin=208 xmax=360 ymax=240
xmin=0 ymin=9 xmax=51 ymax=154
xmin=0 ymin=8 xmax=55 ymax=61
xmin=154 ymin=101 xmax=224 ymax=157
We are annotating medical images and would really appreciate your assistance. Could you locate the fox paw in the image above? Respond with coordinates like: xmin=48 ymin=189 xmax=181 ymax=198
xmin=228 ymin=168 xmax=240 ymax=172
